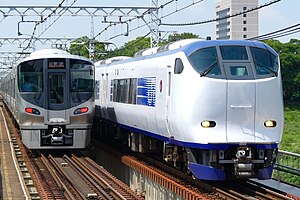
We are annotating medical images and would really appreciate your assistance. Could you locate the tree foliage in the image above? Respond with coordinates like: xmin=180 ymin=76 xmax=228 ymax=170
xmin=69 ymin=36 xmax=106 ymax=61
xmin=111 ymin=32 xmax=199 ymax=57
xmin=264 ymin=39 xmax=300 ymax=105
xmin=159 ymin=32 xmax=199 ymax=46
xmin=111 ymin=36 xmax=151 ymax=57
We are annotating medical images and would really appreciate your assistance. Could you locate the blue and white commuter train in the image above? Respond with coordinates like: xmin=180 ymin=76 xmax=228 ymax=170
xmin=0 ymin=49 xmax=94 ymax=149
xmin=94 ymin=39 xmax=284 ymax=180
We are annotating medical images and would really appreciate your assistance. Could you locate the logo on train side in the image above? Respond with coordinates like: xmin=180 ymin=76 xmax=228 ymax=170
xmin=137 ymin=77 xmax=156 ymax=107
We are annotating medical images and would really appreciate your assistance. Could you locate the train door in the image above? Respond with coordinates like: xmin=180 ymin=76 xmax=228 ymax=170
xmin=46 ymin=59 xmax=69 ymax=124
xmin=223 ymin=63 xmax=256 ymax=142
xmin=155 ymin=64 xmax=172 ymax=138
xmin=100 ymin=73 xmax=108 ymax=118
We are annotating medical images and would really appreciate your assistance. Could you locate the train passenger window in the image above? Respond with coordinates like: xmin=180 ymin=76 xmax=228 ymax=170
xmin=188 ymin=47 xmax=221 ymax=77
xmin=220 ymin=46 xmax=248 ymax=60
xmin=95 ymin=80 xmax=100 ymax=100
xmin=118 ymin=79 xmax=127 ymax=103
xmin=129 ymin=79 xmax=137 ymax=104
xmin=70 ymin=59 xmax=94 ymax=92
xmin=112 ymin=78 xmax=137 ymax=104
xmin=250 ymin=47 xmax=278 ymax=77
xmin=18 ymin=59 xmax=43 ymax=92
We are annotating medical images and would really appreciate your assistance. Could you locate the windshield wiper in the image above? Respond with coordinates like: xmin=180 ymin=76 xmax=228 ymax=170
xmin=258 ymin=64 xmax=278 ymax=77
xmin=200 ymin=61 xmax=218 ymax=77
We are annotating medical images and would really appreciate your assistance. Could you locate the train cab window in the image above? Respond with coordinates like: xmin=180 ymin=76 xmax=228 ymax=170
xmin=18 ymin=59 xmax=43 ymax=92
xmin=70 ymin=59 xmax=94 ymax=92
xmin=188 ymin=47 xmax=221 ymax=77
xmin=220 ymin=46 xmax=248 ymax=60
xmin=250 ymin=47 xmax=278 ymax=77
xmin=49 ymin=74 xmax=64 ymax=104
xmin=230 ymin=66 xmax=248 ymax=76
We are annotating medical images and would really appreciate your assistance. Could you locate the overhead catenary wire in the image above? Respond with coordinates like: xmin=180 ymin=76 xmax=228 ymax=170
xmin=248 ymin=23 xmax=300 ymax=41
xmin=160 ymin=0 xmax=281 ymax=26
xmin=97 ymin=0 xmax=205 ymax=43
xmin=13 ymin=0 xmax=68 ymax=64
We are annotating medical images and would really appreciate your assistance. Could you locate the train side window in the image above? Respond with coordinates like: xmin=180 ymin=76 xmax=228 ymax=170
xmin=174 ymin=58 xmax=184 ymax=74
xmin=95 ymin=80 xmax=100 ymax=100
xmin=250 ymin=47 xmax=278 ymax=77
xmin=188 ymin=47 xmax=221 ymax=77
xmin=129 ymin=78 xmax=137 ymax=104
xmin=112 ymin=78 xmax=137 ymax=104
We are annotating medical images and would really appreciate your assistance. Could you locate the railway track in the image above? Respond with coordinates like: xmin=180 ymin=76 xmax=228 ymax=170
xmin=22 ymin=150 xmax=144 ymax=199
xmin=94 ymin=138 xmax=299 ymax=200
xmin=2 ymin=100 xmax=298 ymax=199
xmin=2 ymin=104 xmax=142 ymax=200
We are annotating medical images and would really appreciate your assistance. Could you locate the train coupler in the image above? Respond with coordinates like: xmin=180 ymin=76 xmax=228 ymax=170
xmin=41 ymin=125 xmax=73 ymax=146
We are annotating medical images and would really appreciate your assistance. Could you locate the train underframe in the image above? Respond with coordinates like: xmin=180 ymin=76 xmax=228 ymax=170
xmin=95 ymin=120 xmax=278 ymax=180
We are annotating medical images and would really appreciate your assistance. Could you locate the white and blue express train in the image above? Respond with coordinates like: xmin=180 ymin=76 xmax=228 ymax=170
xmin=94 ymin=39 xmax=284 ymax=180
xmin=0 ymin=49 xmax=94 ymax=149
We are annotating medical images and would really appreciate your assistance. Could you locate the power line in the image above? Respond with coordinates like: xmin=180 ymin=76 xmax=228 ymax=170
xmin=160 ymin=0 xmax=280 ymax=26
xmin=249 ymin=23 xmax=300 ymax=41
xmin=99 ymin=0 xmax=205 ymax=43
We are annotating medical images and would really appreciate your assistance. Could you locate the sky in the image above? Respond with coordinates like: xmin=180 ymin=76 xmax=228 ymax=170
xmin=0 ymin=0 xmax=299 ymax=52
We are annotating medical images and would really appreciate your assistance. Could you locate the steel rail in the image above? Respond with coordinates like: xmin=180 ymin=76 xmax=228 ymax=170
xmin=63 ymin=154 xmax=113 ymax=200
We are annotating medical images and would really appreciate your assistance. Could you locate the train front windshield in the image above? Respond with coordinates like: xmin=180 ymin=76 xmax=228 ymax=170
xmin=19 ymin=59 xmax=43 ymax=92
xmin=70 ymin=59 xmax=94 ymax=92
xmin=188 ymin=45 xmax=279 ymax=79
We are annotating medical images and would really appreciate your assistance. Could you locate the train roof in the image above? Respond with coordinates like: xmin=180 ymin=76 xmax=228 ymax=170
xmin=95 ymin=56 xmax=131 ymax=67
xmin=21 ymin=48 xmax=93 ymax=64
xmin=95 ymin=39 xmax=277 ymax=67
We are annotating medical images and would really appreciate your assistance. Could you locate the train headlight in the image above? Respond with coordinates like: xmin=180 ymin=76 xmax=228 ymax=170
xmin=201 ymin=120 xmax=216 ymax=128
xmin=25 ymin=107 xmax=40 ymax=115
xmin=264 ymin=120 xmax=277 ymax=128
xmin=74 ymin=107 xmax=89 ymax=115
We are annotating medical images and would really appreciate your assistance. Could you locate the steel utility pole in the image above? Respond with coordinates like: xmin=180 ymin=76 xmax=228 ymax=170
xmin=150 ymin=0 xmax=160 ymax=47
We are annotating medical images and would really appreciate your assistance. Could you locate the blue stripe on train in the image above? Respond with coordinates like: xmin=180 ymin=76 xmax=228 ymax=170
xmin=104 ymin=119 xmax=278 ymax=150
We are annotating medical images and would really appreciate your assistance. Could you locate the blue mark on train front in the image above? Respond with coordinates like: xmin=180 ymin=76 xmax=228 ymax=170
xmin=137 ymin=77 xmax=156 ymax=107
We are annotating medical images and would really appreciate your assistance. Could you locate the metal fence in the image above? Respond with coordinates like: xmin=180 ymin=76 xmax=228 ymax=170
xmin=274 ymin=150 xmax=300 ymax=182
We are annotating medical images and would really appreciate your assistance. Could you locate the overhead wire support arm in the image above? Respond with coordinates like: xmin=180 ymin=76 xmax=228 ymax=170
xmin=0 ymin=5 xmax=157 ymax=18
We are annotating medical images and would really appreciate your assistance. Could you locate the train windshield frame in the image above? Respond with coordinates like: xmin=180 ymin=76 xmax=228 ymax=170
xmin=188 ymin=45 xmax=279 ymax=79
xmin=70 ymin=59 xmax=94 ymax=92
xmin=18 ymin=59 xmax=43 ymax=92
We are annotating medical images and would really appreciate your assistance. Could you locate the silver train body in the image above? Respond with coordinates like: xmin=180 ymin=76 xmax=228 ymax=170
xmin=0 ymin=49 xmax=94 ymax=149
xmin=94 ymin=39 xmax=284 ymax=180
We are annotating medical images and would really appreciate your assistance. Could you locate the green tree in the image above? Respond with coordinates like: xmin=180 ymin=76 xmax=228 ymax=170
xmin=159 ymin=32 xmax=199 ymax=45
xmin=265 ymin=39 xmax=300 ymax=105
xmin=110 ymin=32 xmax=199 ymax=58
xmin=69 ymin=36 xmax=106 ymax=60
xmin=111 ymin=36 xmax=151 ymax=57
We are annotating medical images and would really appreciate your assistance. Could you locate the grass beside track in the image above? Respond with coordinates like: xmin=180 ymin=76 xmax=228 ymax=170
xmin=274 ymin=105 xmax=300 ymax=186
xmin=281 ymin=106 xmax=300 ymax=154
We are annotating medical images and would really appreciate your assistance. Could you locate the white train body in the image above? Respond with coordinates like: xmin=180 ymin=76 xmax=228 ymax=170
xmin=95 ymin=39 xmax=284 ymax=180
xmin=0 ymin=49 xmax=95 ymax=149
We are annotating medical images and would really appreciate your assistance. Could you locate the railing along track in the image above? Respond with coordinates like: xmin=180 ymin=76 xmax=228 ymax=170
xmin=94 ymin=139 xmax=299 ymax=200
